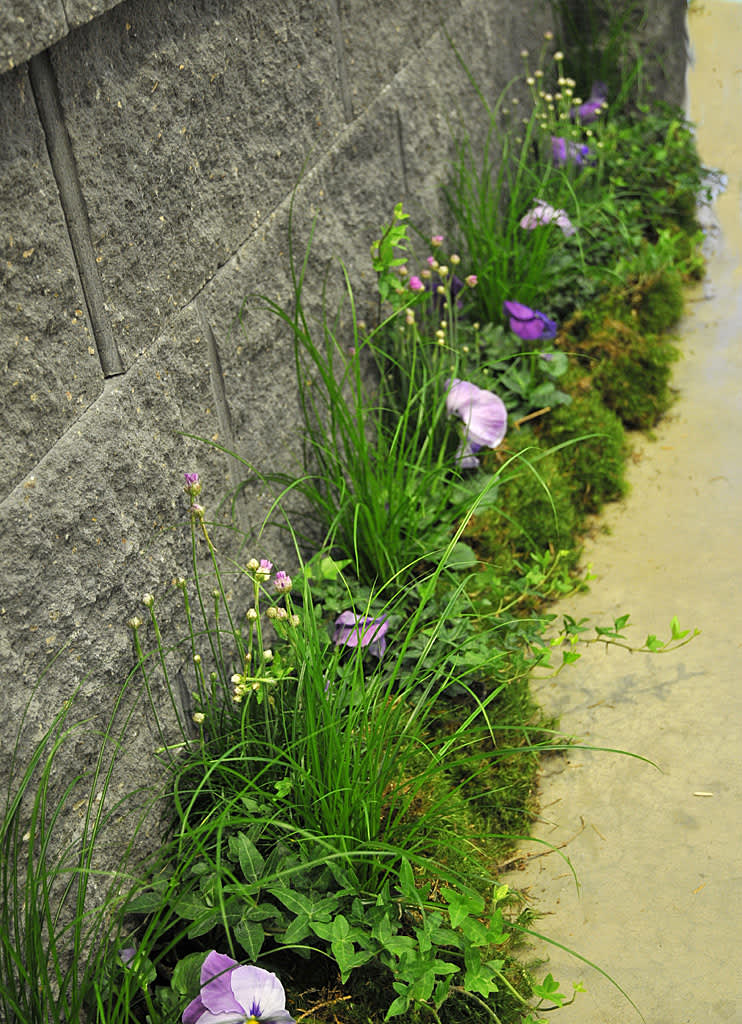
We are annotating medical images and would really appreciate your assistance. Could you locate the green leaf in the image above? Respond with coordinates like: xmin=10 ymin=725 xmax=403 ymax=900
xmin=170 ymin=951 xmax=206 ymax=1000
xmin=398 ymin=857 xmax=420 ymax=904
xmin=442 ymin=887 xmax=484 ymax=929
xmin=235 ymin=918 xmax=265 ymax=960
xmin=229 ymin=832 xmax=265 ymax=884
xmin=670 ymin=616 xmax=690 ymax=641
xmin=280 ymin=911 xmax=311 ymax=946
xmin=440 ymin=542 xmax=479 ymax=570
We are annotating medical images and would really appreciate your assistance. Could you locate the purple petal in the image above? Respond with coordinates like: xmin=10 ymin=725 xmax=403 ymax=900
xmin=230 ymin=965 xmax=295 ymax=1023
xmin=333 ymin=613 xmax=389 ymax=656
xmin=197 ymin=952 xmax=243 ymax=1017
xmin=455 ymin=440 xmax=481 ymax=470
xmin=503 ymin=301 xmax=557 ymax=342
xmin=446 ymin=380 xmax=508 ymax=451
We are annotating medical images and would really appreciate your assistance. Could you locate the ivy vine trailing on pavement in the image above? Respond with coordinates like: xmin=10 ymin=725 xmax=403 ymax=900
xmin=1 ymin=20 xmax=707 ymax=1024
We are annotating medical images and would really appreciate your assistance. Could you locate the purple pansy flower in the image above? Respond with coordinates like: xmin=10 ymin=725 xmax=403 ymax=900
xmin=570 ymin=81 xmax=607 ymax=124
xmin=182 ymin=951 xmax=295 ymax=1024
xmin=446 ymin=379 xmax=508 ymax=469
xmin=551 ymin=136 xmax=593 ymax=168
xmin=503 ymin=300 xmax=558 ymax=342
xmin=333 ymin=612 xmax=389 ymax=659
xmin=520 ymin=199 xmax=576 ymax=237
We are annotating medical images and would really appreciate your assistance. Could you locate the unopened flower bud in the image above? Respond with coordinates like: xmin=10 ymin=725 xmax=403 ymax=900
xmin=246 ymin=608 xmax=258 ymax=621
xmin=192 ymin=712 xmax=205 ymax=725
xmin=128 ymin=616 xmax=143 ymax=630
xmin=142 ymin=593 xmax=154 ymax=608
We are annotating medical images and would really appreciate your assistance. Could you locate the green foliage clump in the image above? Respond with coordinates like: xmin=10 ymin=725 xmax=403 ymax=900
xmin=538 ymin=385 xmax=628 ymax=514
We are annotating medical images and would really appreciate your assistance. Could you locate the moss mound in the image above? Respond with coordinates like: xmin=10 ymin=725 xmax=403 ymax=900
xmin=538 ymin=385 xmax=628 ymax=515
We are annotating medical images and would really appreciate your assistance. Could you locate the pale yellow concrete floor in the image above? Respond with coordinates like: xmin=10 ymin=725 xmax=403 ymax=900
xmin=504 ymin=5 xmax=742 ymax=1022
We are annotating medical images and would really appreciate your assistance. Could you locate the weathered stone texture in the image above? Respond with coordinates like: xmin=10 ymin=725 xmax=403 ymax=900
xmin=0 ymin=0 xmax=124 ymax=71
xmin=0 ymin=66 xmax=103 ymax=498
xmin=1 ymin=0 xmax=124 ymax=71
xmin=1 ymin=0 xmax=67 ymax=71
xmin=50 ymin=0 xmax=346 ymax=369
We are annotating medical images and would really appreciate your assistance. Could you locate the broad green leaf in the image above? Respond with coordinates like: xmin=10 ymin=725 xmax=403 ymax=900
xmin=229 ymin=832 xmax=265 ymax=884
xmin=235 ymin=918 xmax=265 ymax=960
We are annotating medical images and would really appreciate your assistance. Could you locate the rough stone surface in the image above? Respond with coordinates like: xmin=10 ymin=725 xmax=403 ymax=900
xmin=50 ymin=0 xmax=346 ymax=369
xmin=0 ymin=65 xmax=103 ymax=498
xmin=0 ymin=0 xmax=690 ymax=893
xmin=0 ymin=0 xmax=124 ymax=71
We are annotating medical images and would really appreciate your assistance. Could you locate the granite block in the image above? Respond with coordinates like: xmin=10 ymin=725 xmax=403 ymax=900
xmin=49 ymin=0 xmax=347 ymax=368
xmin=0 ymin=65 xmax=104 ymax=498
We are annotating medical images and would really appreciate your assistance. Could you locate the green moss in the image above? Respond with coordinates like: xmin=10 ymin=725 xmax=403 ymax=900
xmin=591 ymin=334 xmax=679 ymax=429
xmin=469 ymin=429 xmax=581 ymax=566
xmin=635 ymin=266 xmax=685 ymax=334
xmin=539 ymin=386 xmax=628 ymax=514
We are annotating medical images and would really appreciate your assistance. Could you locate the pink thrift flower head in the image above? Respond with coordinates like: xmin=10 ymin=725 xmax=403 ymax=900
xmin=183 ymin=472 xmax=202 ymax=498
xmin=520 ymin=199 xmax=576 ymax=237
xmin=333 ymin=612 xmax=389 ymax=659
xmin=446 ymin=379 xmax=508 ymax=468
xmin=255 ymin=559 xmax=273 ymax=581
xmin=465 ymin=274 xmax=478 ymax=288
xmin=182 ymin=951 xmax=295 ymax=1024
xmin=431 ymin=234 xmax=444 ymax=246
xmin=408 ymin=275 xmax=425 ymax=293
xmin=273 ymin=570 xmax=292 ymax=593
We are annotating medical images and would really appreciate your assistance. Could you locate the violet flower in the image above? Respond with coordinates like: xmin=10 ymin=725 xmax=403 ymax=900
xmin=570 ymin=81 xmax=607 ymax=124
xmin=333 ymin=612 xmax=389 ymax=659
xmin=182 ymin=951 xmax=295 ymax=1024
xmin=446 ymin=379 xmax=508 ymax=468
xmin=503 ymin=300 xmax=557 ymax=342
xmin=520 ymin=199 xmax=576 ymax=237
xmin=551 ymin=136 xmax=593 ymax=168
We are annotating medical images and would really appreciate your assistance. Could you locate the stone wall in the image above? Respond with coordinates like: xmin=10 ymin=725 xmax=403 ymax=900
xmin=1 ymin=0 xmax=689 ymax=872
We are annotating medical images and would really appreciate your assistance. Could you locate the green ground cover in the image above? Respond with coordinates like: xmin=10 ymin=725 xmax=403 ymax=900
xmin=2 ymin=15 xmax=707 ymax=1024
